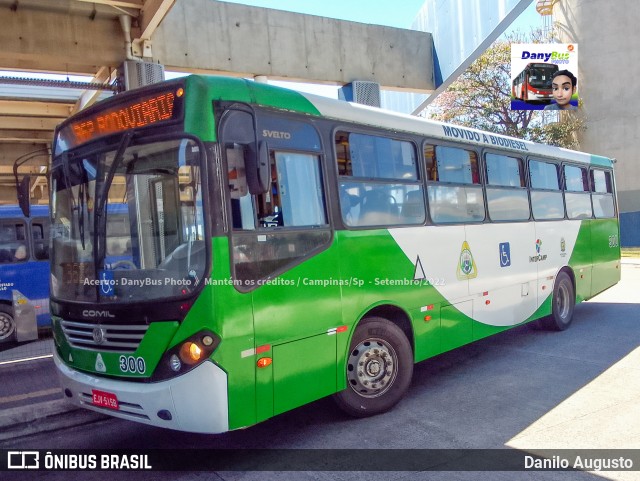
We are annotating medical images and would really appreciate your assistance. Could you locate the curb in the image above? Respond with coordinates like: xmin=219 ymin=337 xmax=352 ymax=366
xmin=621 ymin=257 xmax=640 ymax=265
xmin=0 ymin=398 xmax=107 ymax=442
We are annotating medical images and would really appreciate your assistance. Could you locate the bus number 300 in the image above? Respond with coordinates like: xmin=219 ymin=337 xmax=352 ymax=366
xmin=119 ymin=356 xmax=146 ymax=374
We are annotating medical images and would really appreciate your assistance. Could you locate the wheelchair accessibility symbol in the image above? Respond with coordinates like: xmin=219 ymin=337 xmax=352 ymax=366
xmin=99 ymin=270 xmax=115 ymax=296
xmin=499 ymin=242 xmax=511 ymax=267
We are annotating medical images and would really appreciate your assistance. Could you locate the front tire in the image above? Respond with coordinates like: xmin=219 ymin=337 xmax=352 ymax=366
xmin=539 ymin=271 xmax=575 ymax=331
xmin=0 ymin=305 xmax=16 ymax=343
xmin=334 ymin=317 xmax=413 ymax=417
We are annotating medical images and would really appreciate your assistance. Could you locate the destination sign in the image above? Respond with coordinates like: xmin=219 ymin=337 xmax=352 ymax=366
xmin=56 ymin=87 xmax=183 ymax=152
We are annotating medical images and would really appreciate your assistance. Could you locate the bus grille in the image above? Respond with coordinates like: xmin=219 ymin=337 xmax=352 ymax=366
xmin=60 ymin=320 xmax=149 ymax=353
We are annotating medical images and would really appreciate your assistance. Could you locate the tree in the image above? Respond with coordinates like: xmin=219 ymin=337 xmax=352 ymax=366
xmin=426 ymin=29 xmax=584 ymax=149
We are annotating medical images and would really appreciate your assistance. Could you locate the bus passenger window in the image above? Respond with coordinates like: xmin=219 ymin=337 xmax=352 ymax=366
xmin=0 ymin=221 xmax=29 ymax=263
xmin=425 ymin=144 xmax=484 ymax=224
xmin=564 ymin=164 xmax=592 ymax=219
xmin=32 ymin=220 xmax=50 ymax=260
xmin=529 ymin=159 xmax=564 ymax=220
xmin=485 ymin=153 xmax=529 ymax=222
xmin=591 ymin=169 xmax=615 ymax=218
xmin=336 ymin=131 xmax=424 ymax=227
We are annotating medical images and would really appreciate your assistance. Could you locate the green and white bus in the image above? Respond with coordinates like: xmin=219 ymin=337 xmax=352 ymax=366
xmin=51 ymin=75 xmax=620 ymax=433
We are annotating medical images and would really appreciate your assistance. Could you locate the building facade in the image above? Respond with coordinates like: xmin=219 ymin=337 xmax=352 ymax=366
xmin=552 ymin=0 xmax=640 ymax=245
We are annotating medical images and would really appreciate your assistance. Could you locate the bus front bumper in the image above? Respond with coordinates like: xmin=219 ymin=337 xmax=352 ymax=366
xmin=54 ymin=350 xmax=229 ymax=433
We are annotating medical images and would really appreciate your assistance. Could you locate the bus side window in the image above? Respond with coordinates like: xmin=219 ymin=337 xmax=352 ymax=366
xmin=564 ymin=164 xmax=592 ymax=219
xmin=529 ymin=159 xmax=564 ymax=220
xmin=0 ymin=221 xmax=29 ymax=263
xmin=336 ymin=131 xmax=424 ymax=227
xmin=485 ymin=153 xmax=529 ymax=222
xmin=32 ymin=219 xmax=50 ymax=260
xmin=591 ymin=169 xmax=615 ymax=218
xmin=426 ymin=144 xmax=484 ymax=224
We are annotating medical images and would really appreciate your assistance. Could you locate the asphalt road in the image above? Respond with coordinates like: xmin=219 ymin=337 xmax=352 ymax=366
xmin=1 ymin=262 xmax=639 ymax=481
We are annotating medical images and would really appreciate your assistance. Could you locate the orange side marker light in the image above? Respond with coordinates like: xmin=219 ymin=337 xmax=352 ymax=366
xmin=257 ymin=357 xmax=272 ymax=368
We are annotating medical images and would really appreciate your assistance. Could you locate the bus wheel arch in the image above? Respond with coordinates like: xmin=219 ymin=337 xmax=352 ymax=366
xmin=0 ymin=303 xmax=16 ymax=343
xmin=364 ymin=304 xmax=414 ymax=353
xmin=333 ymin=308 xmax=414 ymax=417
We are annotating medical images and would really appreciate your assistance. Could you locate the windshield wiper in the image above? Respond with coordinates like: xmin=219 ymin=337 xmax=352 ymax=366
xmin=94 ymin=132 xmax=133 ymax=278
xmin=61 ymin=153 xmax=88 ymax=250
xmin=78 ymin=180 xmax=85 ymax=249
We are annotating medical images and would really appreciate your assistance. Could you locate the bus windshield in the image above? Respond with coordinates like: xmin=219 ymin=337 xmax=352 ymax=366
xmin=50 ymin=137 xmax=206 ymax=304
xmin=528 ymin=65 xmax=557 ymax=89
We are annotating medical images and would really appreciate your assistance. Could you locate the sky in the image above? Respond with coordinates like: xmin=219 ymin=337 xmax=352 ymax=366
xmin=220 ymin=0 xmax=543 ymax=33
xmin=219 ymin=0 xmax=429 ymax=29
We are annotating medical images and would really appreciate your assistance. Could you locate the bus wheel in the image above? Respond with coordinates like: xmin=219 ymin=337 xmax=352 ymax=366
xmin=540 ymin=271 xmax=575 ymax=331
xmin=333 ymin=317 xmax=413 ymax=417
xmin=0 ymin=305 xmax=16 ymax=343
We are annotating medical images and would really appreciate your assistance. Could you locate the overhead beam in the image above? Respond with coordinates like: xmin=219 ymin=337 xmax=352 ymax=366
xmin=0 ymin=130 xmax=53 ymax=143
xmin=74 ymin=0 xmax=143 ymax=9
xmin=0 ymin=116 xmax=63 ymax=131
xmin=0 ymin=165 xmax=47 ymax=175
xmin=72 ymin=66 xmax=117 ymax=113
xmin=139 ymin=0 xmax=176 ymax=40
xmin=0 ymin=100 xmax=73 ymax=118
xmin=0 ymin=143 xmax=50 ymax=167
xmin=0 ymin=7 xmax=124 ymax=74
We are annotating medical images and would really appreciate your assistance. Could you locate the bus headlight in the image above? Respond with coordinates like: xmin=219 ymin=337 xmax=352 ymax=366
xmin=152 ymin=330 xmax=220 ymax=381
xmin=169 ymin=354 xmax=181 ymax=372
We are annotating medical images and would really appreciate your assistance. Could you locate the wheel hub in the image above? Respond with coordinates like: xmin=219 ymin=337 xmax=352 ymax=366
xmin=0 ymin=312 xmax=15 ymax=340
xmin=347 ymin=339 xmax=397 ymax=398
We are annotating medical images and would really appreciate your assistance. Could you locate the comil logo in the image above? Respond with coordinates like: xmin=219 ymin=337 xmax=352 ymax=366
xmin=8 ymin=451 xmax=39 ymax=469
xmin=82 ymin=309 xmax=115 ymax=318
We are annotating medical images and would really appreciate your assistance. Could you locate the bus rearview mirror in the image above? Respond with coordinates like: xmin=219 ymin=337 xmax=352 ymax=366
xmin=246 ymin=141 xmax=270 ymax=195
xmin=17 ymin=175 xmax=31 ymax=217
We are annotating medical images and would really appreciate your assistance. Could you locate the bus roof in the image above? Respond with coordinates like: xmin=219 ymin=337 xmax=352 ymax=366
xmin=59 ymin=74 xmax=612 ymax=170
xmin=301 ymin=93 xmax=609 ymax=168
xmin=182 ymin=75 xmax=612 ymax=169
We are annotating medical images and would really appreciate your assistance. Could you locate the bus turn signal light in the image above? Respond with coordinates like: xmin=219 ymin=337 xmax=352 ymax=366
xmin=179 ymin=342 xmax=203 ymax=364
xmin=257 ymin=357 xmax=272 ymax=368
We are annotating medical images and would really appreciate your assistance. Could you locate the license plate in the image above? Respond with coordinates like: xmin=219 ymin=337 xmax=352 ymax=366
xmin=92 ymin=389 xmax=119 ymax=410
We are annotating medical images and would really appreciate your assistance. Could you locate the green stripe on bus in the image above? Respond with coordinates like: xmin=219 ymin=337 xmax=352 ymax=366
xmin=183 ymin=76 xmax=321 ymax=142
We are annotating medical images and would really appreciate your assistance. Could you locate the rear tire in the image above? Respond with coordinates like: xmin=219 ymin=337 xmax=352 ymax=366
xmin=333 ymin=317 xmax=413 ymax=417
xmin=539 ymin=271 xmax=575 ymax=331
xmin=0 ymin=305 xmax=16 ymax=343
